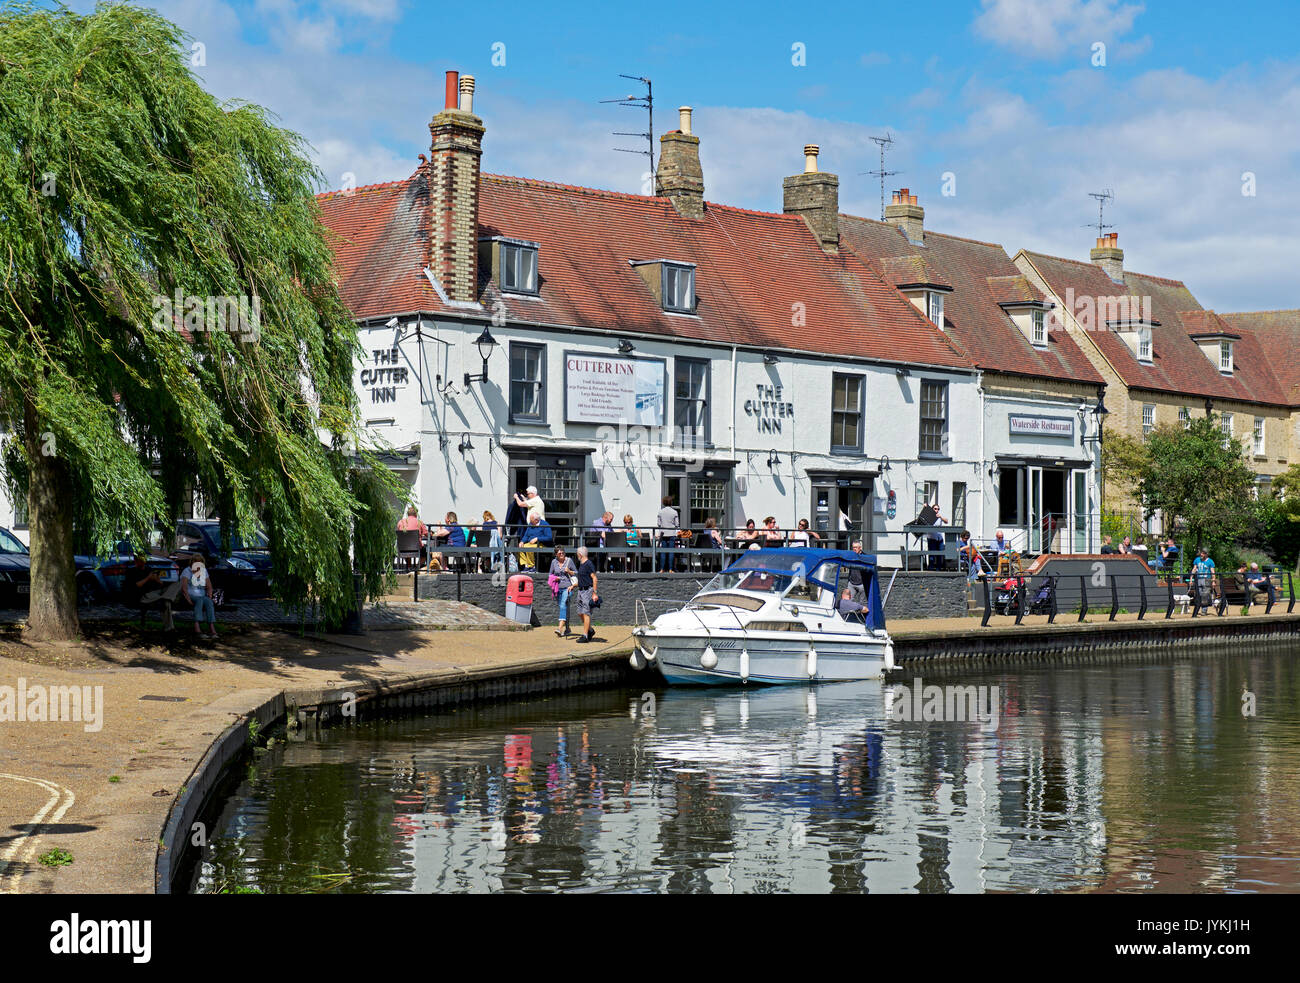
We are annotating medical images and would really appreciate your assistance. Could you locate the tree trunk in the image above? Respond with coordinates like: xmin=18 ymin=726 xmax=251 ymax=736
xmin=24 ymin=397 xmax=79 ymax=640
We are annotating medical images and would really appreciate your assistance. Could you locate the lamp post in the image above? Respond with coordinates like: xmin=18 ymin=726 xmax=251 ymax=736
xmin=1083 ymin=388 xmax=1109 ymax=550
xmin=463 ymin=327 xmax=499 ymax=388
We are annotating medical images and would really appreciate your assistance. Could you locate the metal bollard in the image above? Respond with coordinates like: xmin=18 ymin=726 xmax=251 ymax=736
xmin=1079 ymin=575 xmax=1088 ymax=623
xmin=1109 ymin=576 xmax=1119 ymax=622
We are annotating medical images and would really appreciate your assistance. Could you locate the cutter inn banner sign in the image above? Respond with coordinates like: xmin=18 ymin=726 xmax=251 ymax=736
xmin=565 ymin=352 xmax=666 ymax=426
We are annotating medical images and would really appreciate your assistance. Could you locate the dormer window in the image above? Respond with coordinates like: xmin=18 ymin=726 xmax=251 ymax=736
xmin=1138 ymin=328 xmax=1152 ymax=363
xmin=480 ymin=236 xmax=540 ymax=295
xmin=632 ymin=259 xmax=697 ymax=314
xmin=1219 ymin=340 xmax=1233 ymax=373
xmin=1032 ymin=309 xmax=1046 ymax=346
xmin=501 ymin=241 xmax=538 ymax=294
xmin=927 ymin=291 xmax=944 ymax=328
xmin=662 ymin=263 xmax=696 ymax=313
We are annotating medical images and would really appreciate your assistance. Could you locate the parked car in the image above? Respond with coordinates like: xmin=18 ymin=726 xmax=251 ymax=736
xmin=0 ymin=526 xmax=31 ymax=608
xmin=74 ymin=541 xmax=180 ymax=607
xmin=157 ymin=520 xmax=272 ymax=604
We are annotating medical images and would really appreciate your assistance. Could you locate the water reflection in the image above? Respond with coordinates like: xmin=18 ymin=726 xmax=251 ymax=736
xmin=197 ymin=645 xmax=1300 ymax=893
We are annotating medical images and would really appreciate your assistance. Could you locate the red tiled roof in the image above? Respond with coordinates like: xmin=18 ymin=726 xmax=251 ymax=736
xmin=838 ymin=216 xmax=1104 ymax=385
xmin=1179 ymin=310 xmax=1241 ymax=339
xmin=1018 ymin=251 xmax=1291 ymax=407
xmin=1221 ymin=310 xmax=1300 ymax=403
xmin=315 ymin=168 xmax=972 ymax=369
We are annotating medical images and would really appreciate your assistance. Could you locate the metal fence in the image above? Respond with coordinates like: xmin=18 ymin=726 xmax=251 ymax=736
xmin=977 ymin=569 xmax=1297 ymax=627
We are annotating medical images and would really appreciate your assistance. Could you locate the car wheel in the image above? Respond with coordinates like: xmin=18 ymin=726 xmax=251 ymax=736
xmin=77 ymin=576 xmax=105 ymax=608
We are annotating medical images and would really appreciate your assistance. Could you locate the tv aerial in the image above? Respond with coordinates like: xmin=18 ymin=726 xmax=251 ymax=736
xmin=861 ymin=132 xmax=901 ymax=221
xmin=602 ymin=74 xmax=654 ymax=179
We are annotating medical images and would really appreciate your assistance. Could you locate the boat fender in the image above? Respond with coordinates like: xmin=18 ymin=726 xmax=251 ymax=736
xmin=739 ymin=647 xmax=749 ymax=682
xmin=643 ymin=644 xmax=657 ymax=663
xmin=629 ymin=649 xmax=646 ymax=670
xmin=884 ymin=639 xmax=896 ymax=672
xmin=806 ymin=645 xmax=818 ymax=678
xmin=700 ymin=645 xmax=718 ymax=670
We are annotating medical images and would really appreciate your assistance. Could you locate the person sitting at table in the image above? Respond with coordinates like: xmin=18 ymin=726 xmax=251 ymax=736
xmin=788 ymin=518 xmax=821 ymax=547
xmin=992 ymin=529 xmax=1008 ymax=554
xmin=958 ymin=531 xmax=988 ymax=583
xmin=1157 ymin=538 xmax=1178 ymax=571
xmin=703 ymin=517 xmax=725 ymax=549
xmin=397 ymin=506 xmax=428 ymax=569
xmin=587 ymin=510 xmax=615 ymax=570
xmin=518 ymin=512 xmax=553 ymax=570
xmin=428 ymin=511 xmax=466 ymax=571
xmin=1099 ymin=535 xmax=1116 ymax=555
xmin=1118 ymin=535 xmax=1133 ymax=555
xmin=736 ymin=518 xmax=760 ymax=544
xmin=762 ymin=516 xmax=783 ymax=546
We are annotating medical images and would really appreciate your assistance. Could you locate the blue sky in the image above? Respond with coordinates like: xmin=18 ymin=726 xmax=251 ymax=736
xmin=75 ymin=1 xmax=1300 ymax=311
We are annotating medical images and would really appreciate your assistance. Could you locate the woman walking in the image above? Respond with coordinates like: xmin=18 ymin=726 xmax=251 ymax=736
xmin=548 ymin=547 xmax=578 ymax=637
xmin=184 ymin=553 xmax=218 ymax=638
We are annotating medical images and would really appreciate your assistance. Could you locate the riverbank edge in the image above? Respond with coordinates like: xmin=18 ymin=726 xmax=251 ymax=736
xmin=892 ymin=611 xmax=1300 ymax=665
xmin=154 ymin=645 xmax=637 ymax=893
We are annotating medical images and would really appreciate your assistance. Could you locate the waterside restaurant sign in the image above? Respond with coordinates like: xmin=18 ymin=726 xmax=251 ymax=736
xmin=1008 ymin=414 xmax=1074 ymax=438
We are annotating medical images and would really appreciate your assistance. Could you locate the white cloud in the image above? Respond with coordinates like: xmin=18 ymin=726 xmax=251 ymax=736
xmin=973 ymin=0 xmax=1146 ymax=59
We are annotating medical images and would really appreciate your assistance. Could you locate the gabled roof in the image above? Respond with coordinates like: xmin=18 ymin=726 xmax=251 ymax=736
xmin=1179 ymin=310 xmax=1241 ymax=340
xmin=1017 ymin=250 xmax=1291 ymax=408
xmin=838 ymin=215 xmax=1104 ymax=385
xmin=1221 ymin=309 xmax=1300 ymax=404
xmin=316 ymin=168 xmax=974 ymax=370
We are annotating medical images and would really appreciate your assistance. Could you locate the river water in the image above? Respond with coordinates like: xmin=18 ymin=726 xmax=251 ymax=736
xmin=194 ymin=645 xmax=1300 ymax=893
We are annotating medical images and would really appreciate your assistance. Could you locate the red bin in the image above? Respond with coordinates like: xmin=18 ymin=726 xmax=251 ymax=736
xmin=506 ymin=574 xmax=534 ymax=624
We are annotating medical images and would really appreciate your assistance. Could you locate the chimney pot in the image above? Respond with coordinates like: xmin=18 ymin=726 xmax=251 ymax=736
xmin=885 ymin=187 xmax=925 ymax=243
xmin=679 ymin=106 xmax=692 ymax=135
xmin=803 ymin=144 xmax=819 ymax=173
xmin=657 ymin=110 xmax=704 ymax=217
xmin=444 ymin=70 xmax=459 ymax=111
xmin=458 ymin=75 xmax=475 ymax=113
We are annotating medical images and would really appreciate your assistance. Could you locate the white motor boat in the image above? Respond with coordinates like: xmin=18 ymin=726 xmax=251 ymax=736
xmin=631 ymin=548 xmax=895 ymax=685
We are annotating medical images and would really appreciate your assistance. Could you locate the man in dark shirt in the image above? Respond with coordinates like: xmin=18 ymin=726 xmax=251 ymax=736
xmin=573 ymin=546 xmax=599 ymax=643
xmin=846 ymin=540 xmax=866 ymax=603
xmin=1099 ymin=536 xmax=1116 ymax=555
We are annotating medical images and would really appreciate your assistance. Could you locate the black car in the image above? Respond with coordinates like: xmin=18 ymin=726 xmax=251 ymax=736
xmin=162 ymin=520 xmax=272 ymax=603
xmin=0 ymin=526 xmax=31 ymax=608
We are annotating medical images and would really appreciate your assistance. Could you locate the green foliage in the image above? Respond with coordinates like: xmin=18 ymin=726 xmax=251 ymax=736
xmin=38 ymin=848 xmax=74 ymax=867
xmin=1101 ymin=431 xmax=1150 ymax=502
xmin=1247 ymin=494 xmax=1300 ymax=572
xmin=0 ymin=3 xmax=403 ymax=630
xmin=1136 ymin=418 xmax=1256 ymax=556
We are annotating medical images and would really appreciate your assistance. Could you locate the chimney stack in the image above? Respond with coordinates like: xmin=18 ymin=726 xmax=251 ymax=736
xmin=884 ymin=188 xmax=924 ymax=244
xmin=783 ymin=144 xmax=839 ymax=252
xmin=1090 ymin=231 xmax=1124 ymax=283
xmin=656 ymin=106 xmax=705 ymax=219
xmin=428 ymin=70 xmax=486 ymax=303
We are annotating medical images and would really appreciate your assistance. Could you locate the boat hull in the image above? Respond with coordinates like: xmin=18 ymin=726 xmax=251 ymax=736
xmin=640 ymin=631 xmax=890 ymax=685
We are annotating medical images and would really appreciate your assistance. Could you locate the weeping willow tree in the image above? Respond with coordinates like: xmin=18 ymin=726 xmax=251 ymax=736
xmin=0 ymin=2 xmax=401 ymax=639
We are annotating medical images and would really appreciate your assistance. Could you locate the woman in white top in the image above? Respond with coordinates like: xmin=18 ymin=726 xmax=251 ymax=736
xmin=184 ymin=554 xmax=218 ymax=637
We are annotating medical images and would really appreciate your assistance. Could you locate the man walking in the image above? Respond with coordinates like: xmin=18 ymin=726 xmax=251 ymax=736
xmin=573 ymin=546 xmax=599 ymax=643
xmin=656 ymin=495 xmax=679 ymax=572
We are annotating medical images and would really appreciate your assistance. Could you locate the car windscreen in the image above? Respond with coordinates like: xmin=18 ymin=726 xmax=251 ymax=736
xmin=0 ymin=529 xmax=28 ymax=554
xmin=201 ymin=527 xmax=269 ymax=551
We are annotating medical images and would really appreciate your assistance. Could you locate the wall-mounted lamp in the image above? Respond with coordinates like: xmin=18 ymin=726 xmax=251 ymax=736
xmin=457 ymin=433 xmax=474 ymax=455
xmin=988 ymin=460 xmax=999 ymax=478
xmin=766 ymin=449 xmax=780 ymax=468
xmin=618 ymin=338 xmax=635 ymax=354
xmin=1204 ymin=397 xmax=1214 ymax=416
xmin=763 ymin=353 xmax=780 ymax=365
xmin=463 ymin=327 xmax=499 ymax=388
xmin=878 ymin=454 xmax=892 ymax=473
xmin=895 ymin=367 xmax=911 ymax=378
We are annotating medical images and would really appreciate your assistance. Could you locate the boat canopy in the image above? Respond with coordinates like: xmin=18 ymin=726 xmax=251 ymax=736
xmin=722 ymin=548 xmax=886 ymax=630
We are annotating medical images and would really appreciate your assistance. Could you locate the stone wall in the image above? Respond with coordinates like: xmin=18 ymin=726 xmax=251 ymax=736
xmin=418 ymin=569 xmax=967 ymax=624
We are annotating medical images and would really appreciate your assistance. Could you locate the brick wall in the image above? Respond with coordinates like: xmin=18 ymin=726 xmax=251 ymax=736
xmin=418 ymin=569 xmax=967 ymax=624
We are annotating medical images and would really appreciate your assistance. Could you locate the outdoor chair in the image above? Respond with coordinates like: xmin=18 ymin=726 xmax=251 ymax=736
xmin=396 ymin=529 xmax=422 ymax=571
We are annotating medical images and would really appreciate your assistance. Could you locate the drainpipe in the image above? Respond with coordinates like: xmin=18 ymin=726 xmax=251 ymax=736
xmin=730 ymin=344 xmax=738 ymax=513
xmin=976 ymin=372 xmax=986 ymax=544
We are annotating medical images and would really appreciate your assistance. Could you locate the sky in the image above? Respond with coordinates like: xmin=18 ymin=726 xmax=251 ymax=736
xmin=71 ymin=0 xmax=1300 ymax=312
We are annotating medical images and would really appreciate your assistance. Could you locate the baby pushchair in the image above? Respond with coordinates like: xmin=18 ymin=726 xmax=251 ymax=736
xmin=995 ymin=576 xmax=1025 ymax=616
xmin=1027 ymin=576 xmax=1056 ymax=615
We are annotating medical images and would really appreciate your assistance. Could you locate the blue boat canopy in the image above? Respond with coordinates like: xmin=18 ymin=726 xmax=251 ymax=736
xmin=722 ymin=548 xmax=885 ymax=630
